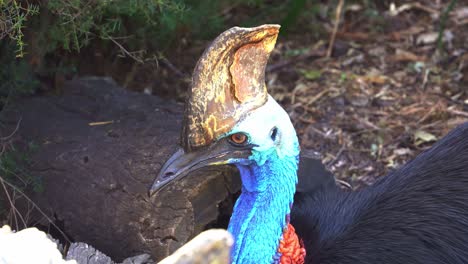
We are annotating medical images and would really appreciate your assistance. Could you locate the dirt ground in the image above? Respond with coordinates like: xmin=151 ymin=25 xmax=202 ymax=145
xmin=66 ymin=1 xmax=468 ymax=188
xmin=270 ymin=2 xmax=468 ymax=187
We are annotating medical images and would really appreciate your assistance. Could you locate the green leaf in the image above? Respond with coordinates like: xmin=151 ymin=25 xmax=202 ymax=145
xmin=299 ymin=69 xmax=322 ymax=80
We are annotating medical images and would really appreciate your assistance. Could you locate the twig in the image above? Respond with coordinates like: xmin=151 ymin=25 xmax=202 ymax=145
xmin=0 ymin=177 xmax=72 ymax=243
xmin=416 ymin=102 xmax=440 ymax=124
xmin=302 ymin=122 xmax=329 ymax=138
xmin=1 ymin=166 xmax=28 ymax=186
xmin=419 ymin=120 xmax=443 ymax=130
xmin=355 ymin=117 xmax=380 ymax=131
xmin=105 ymin=36 xmax=144 ymax=64
xmin=2 ymin=180 xmax=18 ymax=229
xmin=447 ymin=109 xmax=468 ymax=118
xmin=430 ymin=92 xmax=466 ymax=106
xmin=1 ymin=118 xmax=21 ymax=141
xmin=0 ymin=178 xmax=27 ymax=229
xmin=327 ymin=0 xmax=345 ymax=58
xmin=89 ymin=121 xmax=114 ymax=126
xmin=421 ymin=68 xmax=430 ymax=90
xmin=307 ymin=89 xmax=329 ymax=106
xmin=266 ymin=50 xmax=324 ymax=73
xmin=327 ymin=143 xmax=346 ymax=167
xmin=60 ymin=0 xmax=95 ymax=24
xmin=160 ymin=57 xmax=189 ymax=79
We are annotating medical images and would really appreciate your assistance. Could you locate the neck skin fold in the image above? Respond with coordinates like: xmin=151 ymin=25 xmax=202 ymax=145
xmin=228 ymin=153 xmax=299 ymax=264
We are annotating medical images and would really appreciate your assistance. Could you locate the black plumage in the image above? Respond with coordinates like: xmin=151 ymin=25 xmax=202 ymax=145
xmin=292 ymin=123 xmax=468 ymax=264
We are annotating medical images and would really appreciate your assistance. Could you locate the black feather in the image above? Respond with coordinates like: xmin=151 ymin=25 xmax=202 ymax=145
xmin=291 ymin=123 xmax=468 ymax=264
xmin=296 ymin=149 xmax=337 ymax=194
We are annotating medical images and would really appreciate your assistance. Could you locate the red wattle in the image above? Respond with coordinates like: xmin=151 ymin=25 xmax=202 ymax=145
xmin=278 ymin=223 xmax=306 ymax=264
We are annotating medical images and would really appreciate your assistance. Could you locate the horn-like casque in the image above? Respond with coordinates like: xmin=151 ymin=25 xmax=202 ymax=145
xmin=181 ymin=24 xmax=280 ymax=151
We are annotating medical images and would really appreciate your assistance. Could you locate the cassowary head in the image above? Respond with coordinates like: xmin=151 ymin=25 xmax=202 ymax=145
xmin=150 ymin=25 xmax=302 ymax=263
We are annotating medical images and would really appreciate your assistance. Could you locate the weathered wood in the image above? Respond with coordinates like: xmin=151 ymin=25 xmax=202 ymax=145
xmin=0 ymin=77 xmax=240 ymax=261
xmin=66 ymin=242 xmax=154 ymax=264
xmin=159 ymin=229 xmax=232 ymax=264
xmin=66 ymin=242 xmax=115 ymax=264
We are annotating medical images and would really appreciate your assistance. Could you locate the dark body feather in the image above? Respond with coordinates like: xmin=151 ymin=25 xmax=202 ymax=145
xmin=291 ymin=123 xmax=468 ymax=264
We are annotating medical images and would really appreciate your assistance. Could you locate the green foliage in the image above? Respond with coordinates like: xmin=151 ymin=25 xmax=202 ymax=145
xmin=281 ymin=0 xmax=307 ymax=32
xmin=0 ymin=42 xmax=39 ymax=107
xmin=0 ymin=0 xmax=39 ymax=57
xmin=437 ymin=0 xmax=457 ymax=52
xmin=1 ymin=0 xmax=413 ymax=66
xmin=0 ymin=142 xmax=43 ymax=193
xmin=23 ymin=0 xmax=330 ymax=56
xmin=0 ymin=141 xmax=42 ymax=222
xmin=0 ymin=0 xmax=330 ymax=100
xmin=300 ymin=69 xmax=322 ymax=81
xmin=42 ymin=0 xmax=188 ymax=52
xmin=1 ymin=0 xmax=330 ymax=57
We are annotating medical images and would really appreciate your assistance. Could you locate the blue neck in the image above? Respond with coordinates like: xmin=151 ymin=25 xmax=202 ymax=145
xmin=228 ymin=152 xmax=299 ymax=263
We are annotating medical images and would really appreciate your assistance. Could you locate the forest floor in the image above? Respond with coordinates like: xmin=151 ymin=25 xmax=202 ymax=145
xmin=6 ymin=1 xmax=466 ymax=190
xmin=145 ymin=1 xmax=468 ymax=188
xmin=270 ymin=2 xmax=468 ymax=187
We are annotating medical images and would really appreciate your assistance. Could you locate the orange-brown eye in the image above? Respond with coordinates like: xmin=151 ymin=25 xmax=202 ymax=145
xmin=230 ymin=133 xmax=248 ymax=145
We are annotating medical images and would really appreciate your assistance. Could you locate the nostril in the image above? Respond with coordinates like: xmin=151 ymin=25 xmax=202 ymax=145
xmin=163 ymin=171 xmax=175 ymax=179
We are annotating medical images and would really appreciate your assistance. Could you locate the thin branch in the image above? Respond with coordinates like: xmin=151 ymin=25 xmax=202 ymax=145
xmin=1 ymin=178 xmax=27 ymax=229
xmin=3 ymin=182 xmax=19 ymax=228
xmin=448 ymin=109 xmax=468 ymax=118
xmin=327 ymin=0 xmax=345 ymax=58
xmin=105 ymin=35 xmax=144 ymax=64
xmin=0 ymin=176 xmax=72 ymax=243
xmin=266 ymin=50 xmax=324 ymax=73
xmin=1 ymin=117 xmax=22 ymax=141
xmin=160 ymin=57 xmax=189 ymax=79
xmin=327 ymin=142 xmax=346 ymax=167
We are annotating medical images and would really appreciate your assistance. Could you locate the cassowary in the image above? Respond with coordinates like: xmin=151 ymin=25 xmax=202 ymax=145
xmin=149 ymin=24 xmax=468 ymax=264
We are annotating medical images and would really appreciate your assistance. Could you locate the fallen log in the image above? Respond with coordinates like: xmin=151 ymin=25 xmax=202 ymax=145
xmin=0 ymin=77 xmax=240 ymax=261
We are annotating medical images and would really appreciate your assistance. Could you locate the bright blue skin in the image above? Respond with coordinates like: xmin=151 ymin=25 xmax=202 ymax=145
xmin=224 ymin=96 xmax=301 ymax=264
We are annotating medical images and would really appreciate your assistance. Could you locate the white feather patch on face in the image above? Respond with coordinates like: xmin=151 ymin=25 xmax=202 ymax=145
xmin=228 ymin=95 xmax=300 ymax=166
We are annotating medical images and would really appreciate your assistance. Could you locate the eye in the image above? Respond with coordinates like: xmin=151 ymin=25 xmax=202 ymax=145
xmin=229 ymin=132 xmax=248 ymax=146
xmin=270 ymin=127 xmax=278 ymax=141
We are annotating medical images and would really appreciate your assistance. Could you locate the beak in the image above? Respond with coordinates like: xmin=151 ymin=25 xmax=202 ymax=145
xmin=149 ymin=142 xmax=251 ymax=197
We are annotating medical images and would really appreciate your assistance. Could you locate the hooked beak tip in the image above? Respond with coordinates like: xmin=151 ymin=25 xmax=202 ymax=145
xmin=148 ymin=178 xmax=167 ymax=197
xmin=148 ymin=186 xmax=157 ymax=197
xmin=148 ymin=185 xmax=157 ymax=198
